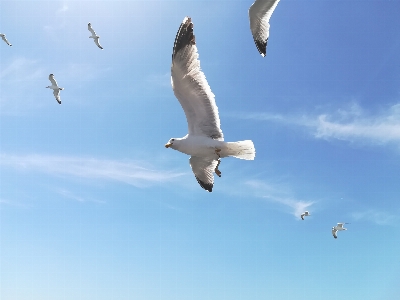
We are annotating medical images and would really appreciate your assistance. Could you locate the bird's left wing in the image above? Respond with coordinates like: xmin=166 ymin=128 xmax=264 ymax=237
xmin=249 ymin=0 xmax=280 ymax=57
xmin=171 ymin=17 xmax=223 ymax=140
xmin=189 ymin=156 xmax=219 ymax=192
xmin=88 ymin=23 xmax=96 ymax=35
xmin=94 ymin=38 xmax=103 ymax=49
xmin=53 ymin=89 xmax=61 ymax=104
xmin=337 ymin=223 xmax=344 ymax=229
xmin=49 ymin=74 xmax=57 ymax=86
xmin=1 ymin=35 xmax=12 ymax=46
xmin=332 ymin=229 xmax=338 ymax=239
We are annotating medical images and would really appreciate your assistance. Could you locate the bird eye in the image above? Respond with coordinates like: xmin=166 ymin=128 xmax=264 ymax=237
xmin=171 ymin=139 xmax=175 ymax=142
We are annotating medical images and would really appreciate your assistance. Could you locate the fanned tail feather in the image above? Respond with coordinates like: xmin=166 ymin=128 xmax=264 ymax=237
xmin=223 ymin=140 xmax=255 ymax=160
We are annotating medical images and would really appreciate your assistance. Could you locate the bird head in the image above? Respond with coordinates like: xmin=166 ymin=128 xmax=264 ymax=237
xmin=165 ymin=138 xmax=178 ymax=149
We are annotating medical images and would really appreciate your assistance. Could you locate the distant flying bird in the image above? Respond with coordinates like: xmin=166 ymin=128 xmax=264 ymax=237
xmin=0 ymin=33 xmax=12 ymax=46
xmin=88 ymin=23 xmax=103 ymax=49
xmin=249 ymin=0 xmax=280 ymax=57
xmin=332 ymin=223 xmax=349 ymax=239
xmin=165 ymin=17 xmax=256 ymax=192
xmin=46 ymin=74 xmax=64 ymax=104
xmin=300 ymin=211 xmax=310 ymax=220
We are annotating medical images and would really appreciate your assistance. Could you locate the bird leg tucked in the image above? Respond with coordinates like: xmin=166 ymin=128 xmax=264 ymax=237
xmin=215 ymin=159 xmax=221 ymax=177
xmin=215 ymin=148 xmax=221 ymax=158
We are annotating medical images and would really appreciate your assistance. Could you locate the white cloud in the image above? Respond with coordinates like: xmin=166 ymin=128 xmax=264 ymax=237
xmin=245 ymin=180 xmax=315 ymax=217
xmin=231 ymin=102 xmax=400 ymax=148
xmin=0 ymin=153 xmax=184 ymax=188
xmin=57 ymin=3 xmax=69 ymax=13
xmin=351 ymin=209 xmax=397 ymax=226
xmin=56 ymin=188 xmax=105 ymax=204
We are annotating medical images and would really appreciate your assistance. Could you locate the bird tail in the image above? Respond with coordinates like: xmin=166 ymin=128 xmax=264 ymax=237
xmin=223 ymin=140 xmax=255 ymax=160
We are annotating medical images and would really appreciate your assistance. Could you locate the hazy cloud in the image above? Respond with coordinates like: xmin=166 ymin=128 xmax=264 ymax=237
xmin=352 ymin=209 xmax=397 ymax=226
xmin=231 ymin=102 xmax=400 ymax=147
xmin=246 ymin=180 xmax=315 ymax=217
xmin=0 ymin=153 xmax=184 ymax=188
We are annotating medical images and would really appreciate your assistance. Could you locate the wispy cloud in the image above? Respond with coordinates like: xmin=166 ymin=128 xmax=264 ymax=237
xmin=231 ymin=102 xmax=400 ymax=147
xmin=55 ymin=188 xmax=105 ymax=204
xmin=0 ymin=154 xmax=184 ymax=188
xmin=57 ymin=3 xmax=69 ymax=13
xmin=146 ymin=72 xmax=170 ymax=88
xmin=245 ymin=180 xmax=315 ymax=217
xmin=351 ymin=209 xmax=397 ymax=226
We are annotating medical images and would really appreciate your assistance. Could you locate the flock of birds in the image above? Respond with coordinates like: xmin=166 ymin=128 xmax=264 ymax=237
xmin=1 ymin=0 xmax=350 ymax=239
xmin=300 ymin=211 xmax=350 ymax=239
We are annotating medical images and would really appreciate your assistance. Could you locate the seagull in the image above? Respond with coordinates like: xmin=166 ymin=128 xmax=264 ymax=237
xmin=46 ymin=74 xmax=64 ymax=104
xmin=332 ymin=223 xmax=349 ymax=239
xmin=249 ymin=0 xmax=280 ymax=57
xmin=88 ymin=23 xmax=103 ymax=49
xmin=0 ymin=33 xmax=12 ymax=46
xmin=300 ymin=211 xmax=310 ymax=220
xmin=166 ymin=17 xmax=256 ymax=192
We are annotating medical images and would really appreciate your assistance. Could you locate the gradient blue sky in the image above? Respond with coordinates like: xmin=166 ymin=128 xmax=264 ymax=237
xmin=1 ymin=1 xmax=400 ymax=299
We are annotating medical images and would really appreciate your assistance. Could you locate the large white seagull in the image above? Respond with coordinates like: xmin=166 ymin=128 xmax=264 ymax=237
xmin=165 ymin=17 xmax=256 ymax=192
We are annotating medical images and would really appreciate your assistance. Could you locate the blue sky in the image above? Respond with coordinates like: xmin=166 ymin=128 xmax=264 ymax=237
xmin=1 ymin=0 xmax=400 ymax=299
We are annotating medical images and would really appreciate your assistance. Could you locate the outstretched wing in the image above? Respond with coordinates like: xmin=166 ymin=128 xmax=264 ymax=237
xmin=49 ymin=74 xmax=58 ymax=86
xmin=249 ymin=0 xmax=280 ymax=57
xmin=1 ymin=35 xmax=12 ymax=46
xmin=88 ymin=23 xmax=96 ymax=35
xmin=336 ymin=223 xmax=344 ymax=229
xmin=301 ymin=214 xmax=305 ymax=220
xmin=171 ymin=17 xmax=223 ymax=140
xmin=189 ymin=156 xmax=219 ymax=192
xmin=332 ymin=229 xmax=338 ymax=239
xmin=94 ymin=38 xmax=103 ymax=49
xmin=53 ymin=89 xmax=61 ymax=104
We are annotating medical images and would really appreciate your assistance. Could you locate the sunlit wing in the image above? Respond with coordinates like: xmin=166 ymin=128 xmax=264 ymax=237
xmin=171 ymin=17 xmax=223 ymax=140
xmin=249 ymin=0 xmax=280 ymax=57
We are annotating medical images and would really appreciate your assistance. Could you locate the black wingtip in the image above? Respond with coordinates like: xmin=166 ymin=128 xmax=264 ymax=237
xmin=172 ymin=16 xmax=195 ymax=61
xmin=195 ymin=176 xmax=213 ymax=192
xmin=254 ymin=38 xmax=267 ymax=57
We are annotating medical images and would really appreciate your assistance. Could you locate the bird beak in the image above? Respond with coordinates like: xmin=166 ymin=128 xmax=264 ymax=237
xmin=165 ymin=143 xmax=172 ymax=148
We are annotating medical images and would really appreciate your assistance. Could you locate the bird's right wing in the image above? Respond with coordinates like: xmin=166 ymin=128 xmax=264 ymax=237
xmin=249 ymin=0 xmax=280 ymax=57
xmin=337 ymin=223 xmax=344 ymax=229
xmin=189 ymin=156 xmax=219 ymax=192
xmin=332 ymin=229 xmax=338 ymax=239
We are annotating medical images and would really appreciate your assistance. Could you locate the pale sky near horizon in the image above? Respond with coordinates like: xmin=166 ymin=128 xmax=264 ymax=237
xmin=1 ymin=1 xmax=400 ymax=299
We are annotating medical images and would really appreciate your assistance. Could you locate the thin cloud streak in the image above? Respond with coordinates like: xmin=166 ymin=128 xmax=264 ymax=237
xmin=0 ymin=154 xmax=184 ymax=188
xmin=231 ymin=102 xmax=400 ymax=146
xmin=352 ymin=209 xmax=397 ymax=226
xmin=245 ymin=180 xmax=315 ymax=217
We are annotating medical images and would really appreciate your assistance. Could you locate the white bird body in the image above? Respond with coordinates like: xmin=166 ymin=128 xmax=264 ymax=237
xmin=88 ymin=23 xmax=103 ymax=49
xmin=249 ymin=0 xmax=280 ymax=56
xmin=0 ymin=33 xmax=12 ymax=46
xmin=46 ymin=74 xmax=63 ymax=104
xmin=166 ymin=17 xmax=256 ymax=192
xmin=332 ymin=223 xmax=349 ymax=239
xmin=300 ymin=211 xmax=310 ymax=220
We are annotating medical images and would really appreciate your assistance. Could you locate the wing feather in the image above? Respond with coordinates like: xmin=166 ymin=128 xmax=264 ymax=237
xmin=249 ymin=0 xmax=280 ymax=57
xmin=49 ymin=74 xmax=57 ymax=86
xmin=171 ymin=17 xmax=223 ymax=140
xmin=53 ymin=89 xmax=61 ymax=104
xmin=88 ymin=23 xmax=96 ymax=35
xmin=189 ymin=156 xmax=218 ymax=192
